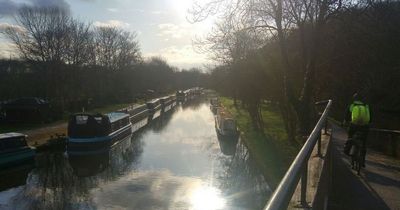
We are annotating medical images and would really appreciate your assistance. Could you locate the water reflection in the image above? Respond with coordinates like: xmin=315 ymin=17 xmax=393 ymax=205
xmin=69 ymin=134 xmax=133 ymax=177
xmin=0 ymin=163 xmax=34 ymax=191
xmin=0 ymin=98 xmax=271 ymax=210
xmin=217 ymin=134 xmax=239 ymax=156
xmin=218 ymin=139 xmax=272 ymax=209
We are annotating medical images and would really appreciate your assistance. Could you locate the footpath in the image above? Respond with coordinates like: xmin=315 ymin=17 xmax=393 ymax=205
xmin=23 ymin=121 xmax=67 ymax=146
xmin=328 ymin=124 xmax=400 ymax=210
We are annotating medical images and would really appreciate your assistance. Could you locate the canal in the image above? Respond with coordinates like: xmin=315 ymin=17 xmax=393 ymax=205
xmin=0 ymin=97 xmax=271 ymax=210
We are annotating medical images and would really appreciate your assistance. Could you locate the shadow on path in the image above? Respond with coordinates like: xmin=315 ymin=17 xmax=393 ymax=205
xmin=328 ymin=125 xmax=392 ymax=210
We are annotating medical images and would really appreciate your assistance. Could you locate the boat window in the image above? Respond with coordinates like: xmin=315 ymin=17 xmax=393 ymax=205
xmin=94 ymin=116 xmax=103 ymax=123
xmin=75 ymin=115 xmax=88 ymax=124
xmin=69 ymin=115 xmax=111 ymax=138
xmin=224 ymin=120 xmax=236 ymax=130
xmin=0 ymin=137 xmax=27 ymax=150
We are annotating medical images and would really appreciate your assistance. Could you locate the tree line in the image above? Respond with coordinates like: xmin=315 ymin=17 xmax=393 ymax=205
xmin=194 ymin=0 xmax=400 ymax=140
xmin=0 ymin=6 xmax=207 ymax=117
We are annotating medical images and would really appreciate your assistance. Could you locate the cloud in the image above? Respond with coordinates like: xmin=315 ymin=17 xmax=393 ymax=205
xmin=94 ymin=20 xmax=130 ymax=28
xmin=91 ymin=170 xmax=222 ymax=209
xmin=29 ymin=0 xmax=70 ymax=12
xmin=0 ymin=41 xmax=18 ymax=58
xmin=0 ymin=22 xmax=25 ymax=33
xmin=144 ymin=45 xmax=210 ymax=69
xmin=0 ymin=0 xmax=70 ymax=17
xmin=107 ymin=8 xmax=118 ymax=13
xmin=151 ymin=10 xmax=168 ymax=15
xmin=157 ymin=23 xmax=192 ymax=39
xmin=0 ymin=0 xmax=21 ymax=16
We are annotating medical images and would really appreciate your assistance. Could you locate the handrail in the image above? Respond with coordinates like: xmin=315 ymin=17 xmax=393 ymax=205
xmin=264 ymin=100 xmax=333 ymax=210
xmin=370 ymin=128 xmax=400 ymax=135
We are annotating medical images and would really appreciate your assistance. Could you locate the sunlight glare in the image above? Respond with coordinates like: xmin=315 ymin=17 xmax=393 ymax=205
xmin=171 ymin=0 xmax=192 ymax=17
xmin=190 ymin=185 xmax=226 ymax=210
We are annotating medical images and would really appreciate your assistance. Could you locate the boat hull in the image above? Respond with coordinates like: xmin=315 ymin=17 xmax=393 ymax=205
xmin=0 ymin=147 xmax=36 ymax=169
xmin=67 ymin=124 xmax=132 ymax=156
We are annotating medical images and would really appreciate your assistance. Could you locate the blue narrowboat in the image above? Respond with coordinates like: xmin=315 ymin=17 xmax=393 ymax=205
xmin=0 ymin=133 xmax=36 ymax=169
xmin=67 ymin=112 xmax=132 ymax=155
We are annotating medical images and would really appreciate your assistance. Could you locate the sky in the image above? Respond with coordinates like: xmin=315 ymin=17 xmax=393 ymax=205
xmin=0 ymin=0 xmax=215 ymax=69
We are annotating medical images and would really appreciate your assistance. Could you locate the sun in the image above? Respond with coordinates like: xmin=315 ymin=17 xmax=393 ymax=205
xmin=170 ymin=0 xmax=192 ymax=17
xmin=190 ymin=185 xmax=226 ymax=210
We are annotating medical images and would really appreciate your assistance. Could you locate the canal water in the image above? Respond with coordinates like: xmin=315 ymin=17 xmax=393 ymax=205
xmin=0 ymin=97 xmax=271 ymax=210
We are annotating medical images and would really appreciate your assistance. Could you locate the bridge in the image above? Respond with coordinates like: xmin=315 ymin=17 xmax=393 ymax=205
xmin=265 ymin=100 xmax=400 ymax=210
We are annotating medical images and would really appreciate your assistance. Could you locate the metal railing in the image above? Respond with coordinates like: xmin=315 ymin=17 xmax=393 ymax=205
xmin=264 ymin=100 xmax=332 ymax=210
xmin=369 ymin=128 xmax=400 ymax=157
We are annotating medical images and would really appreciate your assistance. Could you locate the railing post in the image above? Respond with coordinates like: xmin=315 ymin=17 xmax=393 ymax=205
xmin=324 ymin=119 xmax=328 ymax=135
xmin=317 ymin=132 xmax=322 ymax=157
xmin=300 ymin=162 xmax=308 ymax=206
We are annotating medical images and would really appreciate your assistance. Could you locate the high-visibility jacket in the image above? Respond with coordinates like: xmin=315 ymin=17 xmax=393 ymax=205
xmin=350 ymin=101 xmax=370 ymax=126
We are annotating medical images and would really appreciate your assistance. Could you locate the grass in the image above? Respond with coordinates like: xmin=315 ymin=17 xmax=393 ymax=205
xmin=0 ymin=123 xmax=43 ymax=133
xmin=220 ymin=97 xmax=300 ymax=187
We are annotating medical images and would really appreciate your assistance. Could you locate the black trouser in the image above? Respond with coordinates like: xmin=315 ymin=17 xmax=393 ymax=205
xmin=347 ymin=124 xmax=369 ymax=164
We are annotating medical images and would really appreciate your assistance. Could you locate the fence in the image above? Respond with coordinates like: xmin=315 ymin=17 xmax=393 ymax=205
xmin=264 ymin=100 xmax=332 ymax=210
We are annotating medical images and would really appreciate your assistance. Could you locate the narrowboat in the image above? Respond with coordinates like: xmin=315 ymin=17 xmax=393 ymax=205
xmin=176 ymin=90 xmax=186 ymax=102
xmin=210 ymin=98 xmax=220 ymax=114
xmin=0 ymin=132 xmax=36 ymax=169
xmin=67 ymin=112 xmax=132 ymax=155
xmin=170 ymin=95 xmax=177 ymax=107
xmin=217 ymin=132 xmax=239 ymax=156
xmin=146 ymin=99 xmax=162 ymax=119
xmin=184 ymin=89 xmax=192 ymax=100
xmin=160 ymin=96 xmax=174 ymax=113
xmin=122 ymin=104 xmax=149 ymax=132
xmin=215 ymin=109 xmax=239 ymax=138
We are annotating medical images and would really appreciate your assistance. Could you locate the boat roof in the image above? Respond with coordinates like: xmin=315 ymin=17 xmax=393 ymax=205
xmin=147 ymin=98 xmax=160 ymax=103
xmin=71 ymin=112 xmax=129 ymax=123
xmin=0 ymin=132 xmax=26 ymax=140
xmin=106 ymin=112 xmax=130 ymax=122
xmin=128 ymin=103 xmax=146 ymax=109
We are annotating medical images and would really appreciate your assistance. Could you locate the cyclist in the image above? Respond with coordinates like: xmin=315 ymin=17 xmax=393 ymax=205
xmin=343 ymin=93 xmax=371 ymax=167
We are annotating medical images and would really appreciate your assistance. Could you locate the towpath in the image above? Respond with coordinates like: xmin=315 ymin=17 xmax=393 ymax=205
xmin=328 ymin=124 xmax=400 ymax=210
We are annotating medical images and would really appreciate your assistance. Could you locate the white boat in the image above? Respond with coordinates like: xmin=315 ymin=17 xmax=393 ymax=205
xmin=215 ymin=108 xmax=238 ymax=137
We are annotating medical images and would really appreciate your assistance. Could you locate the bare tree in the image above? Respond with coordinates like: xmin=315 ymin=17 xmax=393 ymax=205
xmin=3 ymin=6 xmax=71 ymax=62
xmin=95 ymin=27 xmax=141 ymax=70
xmin=190 ymin=0 xmax=353 ymax=136
xmin=66 ymin=19 xmax=95 ymax=66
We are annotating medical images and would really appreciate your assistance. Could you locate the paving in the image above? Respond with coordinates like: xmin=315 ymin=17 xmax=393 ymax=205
xmin=328 ymin=124 xmax=400 ymax=210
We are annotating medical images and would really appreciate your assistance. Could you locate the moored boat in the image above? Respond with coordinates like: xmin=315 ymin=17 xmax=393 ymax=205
xmin=67 ymin=112 xmax=132 ymax=155
xmin=215 ymin=108 xmax=239 ymax=138
xmin=146 ymin=99 xmax=162 ymax=119
xmin=160 ymin=96 xmax=174 ymax=113
xmin=0 ymin=132 xmax=36 ymax=169
xmin=176 ymin=90 xmax=185 ymax=102
xmin=123 ymin=104 xmax=149 ymax=124
xmin=210 ymin=98 xmax=220 ymax=114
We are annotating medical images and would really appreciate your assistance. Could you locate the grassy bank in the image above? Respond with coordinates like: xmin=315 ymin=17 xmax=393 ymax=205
xmin=220 ymin=97 xmax=300 ymax=187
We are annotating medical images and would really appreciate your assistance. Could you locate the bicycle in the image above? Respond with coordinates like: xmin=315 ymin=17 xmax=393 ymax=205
xmin=349 ymin=132 xmax=364 ymax=175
